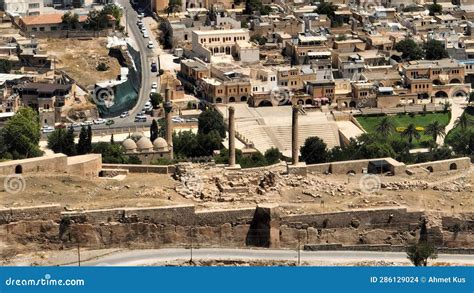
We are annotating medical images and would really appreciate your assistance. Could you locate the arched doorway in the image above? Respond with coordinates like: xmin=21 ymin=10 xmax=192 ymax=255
xmin=449 ymin=163 xmax=457 ymax=170
xmin=258 ymin=100 xmax=273 ymax=107
xmin=229 ymin=97 xmax=236 ymax=103
xmin=450 ymin=78 xmax=461 ymax=84
xmin=240 ymin=96 xmax=247 ymax=102
xmin=433 ymin=79 xmax=443 ymax=85
xmin=435 ymin=91 xmax=448 ymax=98
xmin=215 ymin=97 xmax=223 ymax=103
xmin=15 ymin=165 xmax=22 ymax=174
xmin=297 ymin=99 xmax=304 ymax=105
xmin=305 ymin=99 xmax=313 ymax=105
xmin=225 ymin=46 xmax=231 ymax=55
xmin=349 ymin=101 xmax=356 ymax=108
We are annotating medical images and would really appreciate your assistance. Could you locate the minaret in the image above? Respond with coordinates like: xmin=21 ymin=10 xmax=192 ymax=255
xmin=164 ymin=87 xmax=174 ymax=160
xmin=228 ymin=106 xmax=236 ymax=167
xmin=291 ymin=105 xmax=299 ymax=165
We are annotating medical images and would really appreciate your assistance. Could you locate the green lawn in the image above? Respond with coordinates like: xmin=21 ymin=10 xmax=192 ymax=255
xmin=356 ymin=112 xmax=451 ymax=147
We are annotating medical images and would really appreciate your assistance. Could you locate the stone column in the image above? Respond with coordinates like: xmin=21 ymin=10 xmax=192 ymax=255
xmin=291 ymin=105 xmax=299 ymax=165
xmin=164 ymin=88 xmax=174 ymax=160
xmin=228 ymin=106 xmax=236 ymax=167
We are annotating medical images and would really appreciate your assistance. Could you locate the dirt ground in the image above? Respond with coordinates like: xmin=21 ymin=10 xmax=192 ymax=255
xmin=40 ymin=38 xmax=121 ymax=89
xmin=0 ymin=165 xmax=472 ymax=215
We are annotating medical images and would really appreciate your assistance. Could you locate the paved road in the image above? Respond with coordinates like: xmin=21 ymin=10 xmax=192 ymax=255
xmin=81 ymin=248 xmax=474 ymax=266
xmin=112 ymin=0 xmax=159 ymax=126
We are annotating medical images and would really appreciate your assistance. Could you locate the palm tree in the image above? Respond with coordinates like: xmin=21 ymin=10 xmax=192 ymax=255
xmin=375 ymin=116 xmax=394 ymax=138
xmin=454 ymin=114 xmax=469 ymax=130
xmin=425 ymin=121 xmax=445 ymax=143
xmin=401 ymin=123 xmax=421 ymax=144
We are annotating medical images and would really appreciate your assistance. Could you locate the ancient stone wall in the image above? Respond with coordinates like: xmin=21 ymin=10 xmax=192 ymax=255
xmin=0 ymin=154 xmax=68 ymax=175
xmin=0 ymin=204 xmax=61 ymax=224
xmin=101 ymin=164 xmax=175 ymax=174
xmin=407 ymin=157 xmax=471 ymax=173
xmin=1 ymin=204 xmax=473 ymax=252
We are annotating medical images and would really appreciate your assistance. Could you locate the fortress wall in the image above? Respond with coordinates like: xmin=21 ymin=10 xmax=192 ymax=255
xmin=2 ymin=204 xmax=473 ymax=251
xmin=407 ymin=157 xmax=471 ymax=172
xmin=0 ymin=204 xmax=62 ymax=224
xmin=0 ymin=154 xmax=68 ymax=175
xmin=101 ymin=164 xmax=175 ymax=174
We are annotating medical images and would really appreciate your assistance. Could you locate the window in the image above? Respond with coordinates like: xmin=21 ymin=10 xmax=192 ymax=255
xmin=39 ymin=27 xmax=45 ymax=31
xmin=28 ymin=3 xmax=40 ymax=8
xmin=51 ymin=26 xmax=57 ymax=31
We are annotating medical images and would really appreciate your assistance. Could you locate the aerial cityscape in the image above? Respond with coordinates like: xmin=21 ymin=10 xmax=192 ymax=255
xmin=0 ymin=0 xmax=473 ymax=268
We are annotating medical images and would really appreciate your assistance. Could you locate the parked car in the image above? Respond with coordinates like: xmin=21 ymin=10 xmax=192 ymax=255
xmin=147 ymin=41 xmax=154 ymax=49
xmin=82 ymin=120 xmax=93 ymax=126
xmin=143 ymin=32 xmax=149 ymax=38
xmin=186 ymin=118 xmax=199 ymax=123
xmin=171 ymin=116 xmax=185 ymax=123
xmin=134 ymin=116 xmax=147 ymax=123
xmin=120 ymin=111 xmax=129 ymax=118
xmin=151 ymin=62 xmax=157 ymax=72
xmin=151 ymin=82 xmax=157 ymax=89
xmin=41 ymin=125 xmax=54 ymax=133
xmin=93 ymin=118 xmax=107 ymax=124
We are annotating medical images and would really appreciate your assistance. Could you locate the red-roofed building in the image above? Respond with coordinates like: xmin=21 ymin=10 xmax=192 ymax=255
xmin=18 ymin=13 xmax=115 ymax=37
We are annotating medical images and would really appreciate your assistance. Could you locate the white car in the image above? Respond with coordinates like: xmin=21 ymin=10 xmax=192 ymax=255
xmin=150 ymin=88 xmax=157 ymax=94
xmin=143 ymin=32 xmax=149 ymax=38
xmin=120 ymin=111 xmax=129 ymax=118
xmin=171 ymin=116 xmax=185 ymax=123
xmin=147 ymin=41 xmax=154 ymax=49
xmin=151 ymin=82 xmax=157 ymax=89
xmin=93 ymin=118 xmax=107 ymax=124
xmin=83 ymin=120 xmax=93 ymax=126
xmin=41 ymin=125 xmax=54 ymax=133
xmin=140 ymin=27 xmax=146 ymax=32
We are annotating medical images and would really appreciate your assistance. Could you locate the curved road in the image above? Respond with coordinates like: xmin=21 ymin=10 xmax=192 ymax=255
xmin=81 ymin=248 xmax=474 ymax=266
xmin=112 ymin=0 xmax=160 ymax=126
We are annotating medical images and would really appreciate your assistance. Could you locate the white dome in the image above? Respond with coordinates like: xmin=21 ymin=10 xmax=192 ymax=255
xmin=122 ymin=138 xmax=137 ymax=152
xmin=153 ymin=137 xmax=168 ymax=151
xmin=136 ymin=136 xmax=153 ymax=151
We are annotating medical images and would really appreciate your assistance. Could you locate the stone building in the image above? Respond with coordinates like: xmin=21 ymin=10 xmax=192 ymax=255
xmin=122 ymin=134 xmax=172 ymax=164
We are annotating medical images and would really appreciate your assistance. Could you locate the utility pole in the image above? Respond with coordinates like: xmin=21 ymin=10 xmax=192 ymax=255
xmin=297 ymin=237 xmax=301 ymax=266
xmin=77 ymin=242 xmax=81 ymax=267
xmin=190 ymin=227 xmax=193 ymax=264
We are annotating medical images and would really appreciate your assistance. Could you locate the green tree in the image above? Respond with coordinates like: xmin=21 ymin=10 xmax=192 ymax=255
xmin=401 ymin=123 xmax=421 ymax=144
xmin=2 ymin=107 xmax=42 ymax=159
xmin=0 ymin=59 xmax=13 ymax=73
xmin=300 ymin=136 xmax=328 ymax=164
xmin=375 ymin=116 xmax=394 ymax=138
xmin=47 ymin=127 xmax=76 ymax=156
xmin=425 ymin=121 xmax=445 ymax=143
xmin=424 ymin=40 xmax=449 ymax=60
xmin=454 ymin=113 xmax=469 ymax=130
xmin=150 ymin=119 xmax=159 ymax=142
xmin=198 ymin=109 xmax=226 ymax=139
xmin=197 ymin=130 xmax=222 ymax=156
xmin=62 ymin=12 xmax=79 ymax=29
xmin=159 ymin=21 xmax=173 ymax=49
xmin=315 ymin=2 xmax=342 ymax=27
xmin=406 ymin=219 xmax=438 ymax=266
xmin=166 ymin=0 xmax=182 ymax=16
xmin=428 ymin=2 xmax=442 ymax=16
xmin=469 ymin=92 xmax=474 ymax=105
xmin=91 ymin=142 xmax=128 ymax=163
xmin=77 ymin=126 xmax=91 ymax=155
xmin=394 ymin=39 xmax=424 ymax=61
xmin=264 ymin=147 xmax=280 ymax=164
xmin=150 ymin=93 xmax=163 ymax=109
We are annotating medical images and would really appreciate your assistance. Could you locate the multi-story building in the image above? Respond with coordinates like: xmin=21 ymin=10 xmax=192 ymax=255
xmin=285 ymin=35 xmax=329 ymax=65
xmin=401 ymin=59 xmax=468 ymax=101
xmin=191 ymin=29 xmax=259 ymax=63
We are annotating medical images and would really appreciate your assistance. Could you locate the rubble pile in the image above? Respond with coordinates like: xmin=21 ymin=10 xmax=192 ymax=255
xmin=381 ymin=180 xmax=429 ymax=191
